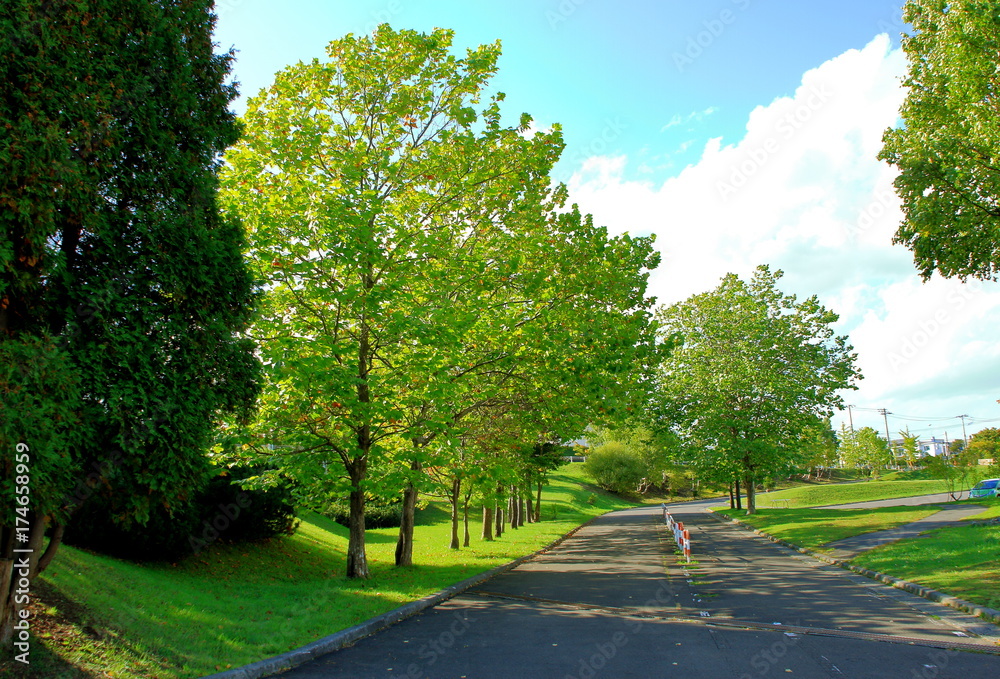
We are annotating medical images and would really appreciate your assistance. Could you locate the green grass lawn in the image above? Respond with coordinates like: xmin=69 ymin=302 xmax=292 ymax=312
xmin=22 ymin=463 xmax=633 ymax=678
xmin=714 ymin=506 xmax=940 ymax=550
xmin=852 ymin=521 xmax=1000 ymax=612
xmin=716 ymin=495 xmax=1000 ymax=615
xmin=962 ymin=501 xmax=1000 ymax=521
xmin=755 ymin=479 xmax=951 ymax=508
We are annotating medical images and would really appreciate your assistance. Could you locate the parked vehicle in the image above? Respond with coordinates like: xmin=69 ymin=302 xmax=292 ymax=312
xmin=969 ymin=478 xmax=1000 ymax=499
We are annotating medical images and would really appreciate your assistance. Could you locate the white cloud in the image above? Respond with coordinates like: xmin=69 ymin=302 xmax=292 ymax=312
xmin=659 ymin=106 xmax=718 ymax=133
xmin=566 ymin=34 xmax=1000 ymax=438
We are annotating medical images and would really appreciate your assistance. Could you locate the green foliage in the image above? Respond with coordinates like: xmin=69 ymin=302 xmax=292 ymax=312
xmin=654 ymin=266 xmax=860 ymax=512
xmin=0 ymin=0 xmax=260 ymax=532
xmin=0 ymin=336 xmax=82 ymax=523
xmin=587 ymin=424 xmax=673 ymax=489
xmin=220 ymin=25 xmax=658 ymax=575
xmin=879 ymin=0 xmax=1000 ymax=280
xmin=583 ymin=442 xmax=647 ymax=494
xmin=317 ymin=496 xmax=404 ymax=530
xmin=921 ymin=454 xmax=996 ymax=495
xmin=797 ymin=417 xmax=839 ymax=475
xmin=967 ymin=427 xmax=1000 ymax=462
xmin=899 ymin=427 xmax=920 ymax=468
xmin=838 ymin=425 xmax=892 ymax=478
xmin=64 ymin=470 xmax=298 ymax=562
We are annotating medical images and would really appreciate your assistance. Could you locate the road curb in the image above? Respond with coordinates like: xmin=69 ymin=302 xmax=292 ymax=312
xmin=201 ymin=512 xmax=611 ymax=679
xmin=705 ymin=509 xmax=1000 ymax=628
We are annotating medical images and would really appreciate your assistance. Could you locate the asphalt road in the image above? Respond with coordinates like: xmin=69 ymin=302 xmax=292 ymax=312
xmin=278 ymin=501 xmax=1000 ymax=679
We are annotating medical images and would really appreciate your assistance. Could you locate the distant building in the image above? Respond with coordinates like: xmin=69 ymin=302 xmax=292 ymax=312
xmin=891 ymin=437 xmax=950 ymax=459
xmin=918 ymin=438 xmax=950 ymax=458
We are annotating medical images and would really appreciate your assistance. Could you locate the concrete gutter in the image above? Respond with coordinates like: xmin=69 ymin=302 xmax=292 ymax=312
xmin=706 ymin=509 xmax=1000 ymax=627
xmin=200 ymin=514 xmax=606 ymax=679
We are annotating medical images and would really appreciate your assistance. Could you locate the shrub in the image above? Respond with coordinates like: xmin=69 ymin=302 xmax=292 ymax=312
xmin=315 ymin=496 xmax=404 ymax=529
xmin=584 ymin=442 xmax=647 ymax=494
xmin=65 ymin=468 xmax=298 ymax=561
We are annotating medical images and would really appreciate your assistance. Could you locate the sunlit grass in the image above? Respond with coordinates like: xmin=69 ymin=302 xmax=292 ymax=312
xmin=714 ymin=506 xmax=939 ymax=550
xmin=853 ymin=523 xmax=1000 ymax=611
xmin=33 ymin=463 xmax=633 ymax=678
xmin=755 ymin=479 xmax=951 ymax=508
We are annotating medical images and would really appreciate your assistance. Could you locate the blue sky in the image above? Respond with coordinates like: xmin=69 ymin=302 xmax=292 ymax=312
xmin=215 ymin=0 xmax=906 ymax=183
xmin=214 ymin=1 xmax=1000 ymax=445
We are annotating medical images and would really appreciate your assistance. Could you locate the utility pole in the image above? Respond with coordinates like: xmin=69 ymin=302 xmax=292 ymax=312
xmin=846 ymin=404 xmax=855 ymax=434
xmin=878 ymin=408 xmax=892 ymax=456
xmin=957 ymin=414 xmax=969 ymax=450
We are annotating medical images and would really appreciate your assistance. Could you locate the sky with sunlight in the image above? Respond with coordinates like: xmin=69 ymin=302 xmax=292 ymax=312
xmin=213 ymin=0 xmax=1000 ymax=444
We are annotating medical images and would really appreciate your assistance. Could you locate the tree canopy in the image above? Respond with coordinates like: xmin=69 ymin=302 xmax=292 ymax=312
xmin=879 ymin=0 xmax=1000 ymax=280
xmin=1 ymin=0 xmax=258 ymax=644
xmin=220 ymin=25 xmax=658 ymax=577
xmin=838 ymin=425 xmax=892 ymax=478
xmin=653 ymin=266 xmax=860 ymax=513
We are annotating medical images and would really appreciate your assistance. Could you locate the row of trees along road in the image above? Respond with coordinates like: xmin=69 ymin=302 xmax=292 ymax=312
xmin=652 ymin=266 xmax=861 ymax=514
xmin=218 ymin=27 xmax=659 ymax=578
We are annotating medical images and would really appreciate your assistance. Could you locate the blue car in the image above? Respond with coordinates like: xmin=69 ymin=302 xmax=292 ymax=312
xmin=970 ymin=478 xmax=1000 ymax=499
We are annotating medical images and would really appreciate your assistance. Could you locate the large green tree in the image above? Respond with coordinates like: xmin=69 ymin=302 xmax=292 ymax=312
xmin=0 ymin=0 xmax=259 ymax=645
xmin=222 ymin=26 xmax=659 ymax=577
xmin=967 ymin=427 xmax=1000 ymax=462
xmin=798 ymin=417 xmax=839 ymax=479
xmin=838 ymin=426 xmax=892 ymax=478
xmin=388 ymin=203 xmax=658 ymax=566
xmin=654 ymin=266 xmax=860 ymax=514
xmin=225 ymin=27 xmax=555 ymax=577
xmin=880 ymin=0 xmax=1000 ymax=280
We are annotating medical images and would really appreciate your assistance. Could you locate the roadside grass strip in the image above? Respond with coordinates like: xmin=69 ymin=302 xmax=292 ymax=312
xmin=714 ymin=506 xmax=939 ymax=550
xmin=755 ymin=479 xmax=951 ymax=508
xmin=852 ymin=522 xmax=1000 ymax=613
xmin=27 ymin=463 xmax=633 ymax=678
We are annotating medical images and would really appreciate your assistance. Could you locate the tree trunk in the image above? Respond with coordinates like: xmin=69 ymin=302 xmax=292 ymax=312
xmin=495 ymin=490 xmax=504 ymax=538
xmin=462 ymin=487 xmax=472 ymax=547
xmin=535 ymin=479 xmax=543 ymax=522
xmin=525 ymin=482 xmax=534 ymax=524
xmin=0 ymin=524 xmax=16 ymax=647
xmin=734 ymin=478 xmax=742 ymax=511
xmin=744 ymin=471 xmax=757 ymax=515
xmin=518 ymin=491 xmax=526 ymax=528
xmin=349 ymin=314 xmax=373 ymax=579
xmin=482 ymin=505 xmax=494 ymax=541
xmin=0 ymin=513 xmax=60 ymax=647
xmin=508 ymin=491 xmax=518 ymax=529
xmin=36 ymin=523 xmax=64 ymax=574
xmin=346 ymin=459 xmax=369 ymax=579
xmin=449 ymin=477 xmax=461 ymax=550
xmin=728 ymin=483 xmax=735 ymax=509
xmin=394 ymin=460 xmax=421 ymax=567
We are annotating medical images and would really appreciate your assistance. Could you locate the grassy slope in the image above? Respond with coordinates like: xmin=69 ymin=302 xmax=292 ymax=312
xmin=715 ymin=506 xmax=939 ymax=550
xmin=755 ymin=479 xmax=950 ymax=508
xmin=852 ymin=520 xmax=1000 ymax=611
xmin=719 ymin=483 xmax=1000 ymax=612
xmin=26 ymin=463 xmax=632 ymax=678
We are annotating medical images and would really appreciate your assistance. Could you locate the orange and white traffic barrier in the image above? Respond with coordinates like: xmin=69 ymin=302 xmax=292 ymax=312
xmin=661 ymin=505 xmax=691 ymax=562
